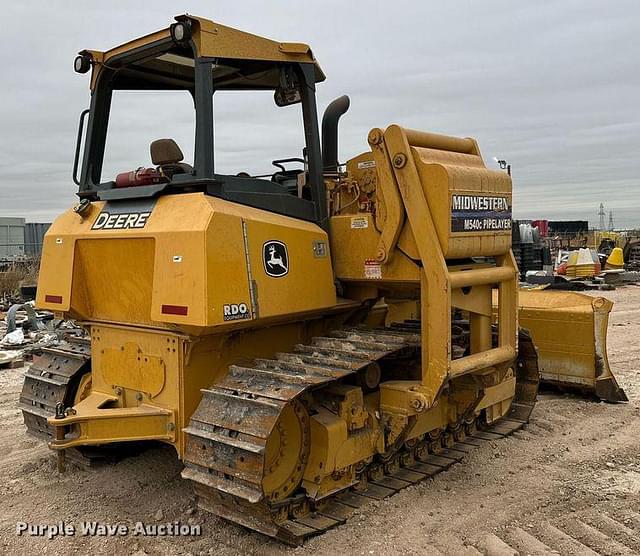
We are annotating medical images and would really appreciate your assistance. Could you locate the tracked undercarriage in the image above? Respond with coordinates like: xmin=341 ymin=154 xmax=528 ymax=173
xmin=181 ymin=325 xmax=539 ymax=545
xmin=20 ymin=337 xmax=91 ymax=439
xmin=20 ymin=323 xmax=538 ymax=545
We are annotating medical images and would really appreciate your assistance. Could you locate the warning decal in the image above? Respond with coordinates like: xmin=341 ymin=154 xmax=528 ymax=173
xmin=350 ymin=216 xmax=369 ymax=229
xmin=364 ymin=259 xmax=382 ymax=279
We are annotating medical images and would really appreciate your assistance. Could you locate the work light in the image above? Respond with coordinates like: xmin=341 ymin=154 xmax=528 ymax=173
xmin=170 ymin=21 xmax=192 ymax=44
xmin=74 ymin=54 xmax=91 ymax=74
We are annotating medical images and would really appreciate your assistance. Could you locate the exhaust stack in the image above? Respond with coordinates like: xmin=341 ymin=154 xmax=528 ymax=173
xmin=321 ymin=95 xmax=350 ymax=172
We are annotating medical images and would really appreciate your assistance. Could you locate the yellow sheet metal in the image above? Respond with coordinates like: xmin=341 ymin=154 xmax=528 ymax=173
xmin=516 ymin=290 xmax=627 ymax=402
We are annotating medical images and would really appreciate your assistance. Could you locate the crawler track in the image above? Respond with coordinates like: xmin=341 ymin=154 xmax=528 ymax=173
xmin=182 ymin=326 xmax=539 ymax=545
xmin=19 ymin=336 xmax=120 ymax=466
xmin=20 ymin=336 xmax=91 ymax=439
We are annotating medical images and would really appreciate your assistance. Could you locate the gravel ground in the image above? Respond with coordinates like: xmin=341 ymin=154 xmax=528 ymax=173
xmin=1 ymin=286 xmax=639 ymax=555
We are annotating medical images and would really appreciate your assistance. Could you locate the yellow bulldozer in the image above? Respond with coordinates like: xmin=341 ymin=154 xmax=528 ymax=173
xmin=19 ymin=15 xmax=625 ymax=544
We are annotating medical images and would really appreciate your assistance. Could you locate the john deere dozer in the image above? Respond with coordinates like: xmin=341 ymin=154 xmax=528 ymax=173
xmin=19 ymin=15 xmax=621 ymax=544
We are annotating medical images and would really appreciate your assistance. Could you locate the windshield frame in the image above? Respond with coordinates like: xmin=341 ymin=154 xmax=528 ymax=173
xmin=77 ymin=39 xmax=326 ymax=226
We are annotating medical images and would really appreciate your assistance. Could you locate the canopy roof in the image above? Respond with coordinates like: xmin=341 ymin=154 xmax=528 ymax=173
xmin=83 ymin=14 xmax=325 ymax=90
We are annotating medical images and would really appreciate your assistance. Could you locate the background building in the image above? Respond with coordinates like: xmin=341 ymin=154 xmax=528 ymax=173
xmin=0 ymin=217 xmax=50 ymax=261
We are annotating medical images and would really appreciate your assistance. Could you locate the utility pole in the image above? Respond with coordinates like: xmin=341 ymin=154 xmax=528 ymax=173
xmin=608 ymin=210 xmax=614 ymax=231
xmin=598 ymin=203 xmax=606 ymax=230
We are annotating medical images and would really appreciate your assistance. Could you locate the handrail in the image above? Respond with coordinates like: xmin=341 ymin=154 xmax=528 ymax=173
xmin=449 ymin=266 xmax=514 ymax=289
xmin=450 ymin=346 xmax=516 ymax=378
xmin=72 ymin=109 xmax=90 ymax=186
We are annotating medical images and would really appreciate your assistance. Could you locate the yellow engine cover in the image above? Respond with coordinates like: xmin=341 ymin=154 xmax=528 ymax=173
xmin=36 ymin=193 xmax=336 ymax=333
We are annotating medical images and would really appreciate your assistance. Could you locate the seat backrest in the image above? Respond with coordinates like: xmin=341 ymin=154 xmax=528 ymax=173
xmin=150 ymin=138 xmax=184 ymax=165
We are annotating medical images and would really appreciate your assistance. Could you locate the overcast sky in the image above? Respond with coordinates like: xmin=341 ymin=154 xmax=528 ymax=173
xmin=0 ymin=1 xmax=638 ymax=228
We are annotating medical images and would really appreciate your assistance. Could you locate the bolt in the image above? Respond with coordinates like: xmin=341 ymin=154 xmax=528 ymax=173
xmin=115 ymin=387 xmax=123 ymax=396
xmin=368 ymin=129 xmax=383 ymax=146
xmin=393 ymin=153 xmax=407 ymax=168
xmin=54 ymin=402 xmax=66 ymax=420
xmin=73 ymin=198 xmax=92 ymax=216
xmin=136 ymin=392 xmax=143 ymax=401
xmin=168 ymin=422 xmax=175 ymax=432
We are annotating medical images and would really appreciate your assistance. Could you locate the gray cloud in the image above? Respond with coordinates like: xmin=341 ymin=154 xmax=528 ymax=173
xmin=0 ymin=0 xmax=638 ymax=227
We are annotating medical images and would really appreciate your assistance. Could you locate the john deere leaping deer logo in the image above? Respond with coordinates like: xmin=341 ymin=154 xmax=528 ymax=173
xmin=263 ymin=240 xmax=289 ymax=277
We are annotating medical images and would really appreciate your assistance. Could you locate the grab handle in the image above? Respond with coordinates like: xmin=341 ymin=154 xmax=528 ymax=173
xmin=72 ymin=109 xmax=90 ymax=186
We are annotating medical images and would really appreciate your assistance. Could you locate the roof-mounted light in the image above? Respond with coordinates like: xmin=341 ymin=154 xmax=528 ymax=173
xmin=170 ymin=21 xmax=192 ymax=45
xmin=74 ymin=54 xmax=92 ymax=74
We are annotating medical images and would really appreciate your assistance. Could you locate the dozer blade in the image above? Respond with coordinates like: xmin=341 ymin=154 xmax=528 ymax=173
xmin=516 ymin=290 xmax=627 ymax=403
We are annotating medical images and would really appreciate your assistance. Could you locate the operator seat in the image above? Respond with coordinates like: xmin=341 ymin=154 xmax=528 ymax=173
xmin=150 ymin=138 xmax=193 ymax=177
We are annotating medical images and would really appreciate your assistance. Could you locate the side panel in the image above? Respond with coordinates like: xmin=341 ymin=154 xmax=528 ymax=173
xmin=149 ymin=196 xmax=211 ymax=326
xmin=204 ymin=211 xmax=255 ymax=326
xmin=329 ymin=214 xmax=420 ymax=285
xmin=37 ymin=230 xmax=75 ymax=311
xmin=244 ymin=218 xmax=336 ymax=319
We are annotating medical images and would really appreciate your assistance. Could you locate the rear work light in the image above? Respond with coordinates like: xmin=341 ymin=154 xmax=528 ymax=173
xmin=74 ymin=54 xmax=91 ymax=74
xmin=170 ymin=21 xmax=192 ymax=45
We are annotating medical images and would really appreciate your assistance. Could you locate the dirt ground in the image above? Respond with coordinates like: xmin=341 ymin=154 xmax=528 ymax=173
xmin=1 ymin=287 xmax=639 ymax=555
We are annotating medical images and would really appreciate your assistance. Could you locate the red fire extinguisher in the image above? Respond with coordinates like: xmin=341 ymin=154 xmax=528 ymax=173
xmin=115 ymin=167 xmax=169 ymax=188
